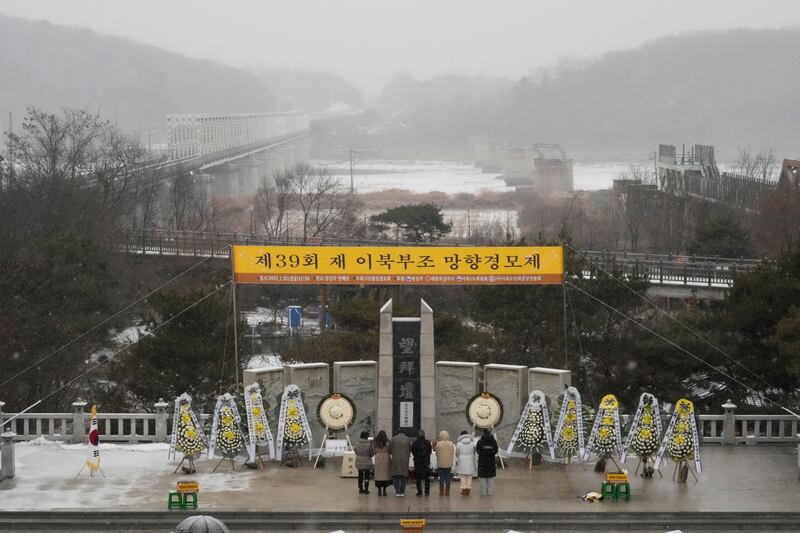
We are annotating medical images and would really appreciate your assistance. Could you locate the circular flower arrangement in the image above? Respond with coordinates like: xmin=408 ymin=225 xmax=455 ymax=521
xmin=589 ymin=396 xmax=619 ymax=458
xmin=667 ymin=432 xmax=693 ymax=461
xmin=630 ymin=405 xmax=660 ymax=459
xmin=283 ymin=399 xmax=308 ymax=448
xmin=176 ymin=404 xmax=205 ymax=459
xmin=248 ymin=391 xmax=271 ymax=445
xmin=465 ymin=392 xmax=504 ymax=429
xmin=557 ymin=400 xmax=581 ymax=458
xmin=215 ymin=405 xmax=243 ymax=457
xmin=593 ymin=424 xmax=617 ymax=456
xmin=667 ymin=400 xmax=696 ymax=463
xmin=518 ymin=409 xmax=545 ymax=451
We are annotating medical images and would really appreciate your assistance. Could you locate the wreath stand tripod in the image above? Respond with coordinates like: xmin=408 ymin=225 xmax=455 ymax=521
xmin=173 ymin=455 xmax=198 ymax=474
xmin=75 ymin=461 xmax=106 ymax=479
xmin=249 ymin=444 xmax=271 ymax=470
xmin=563 ymin=454 xmax=587 ymax=471
xmin=313 ymin=425 xmax=354 ymax=469
xmin=212 ymin=454 xmax=238 ymax=472
xmin=634 ymin=456 xmax=663 ymax=478
xmin=672 ymin=459 xmax=698 ymax=482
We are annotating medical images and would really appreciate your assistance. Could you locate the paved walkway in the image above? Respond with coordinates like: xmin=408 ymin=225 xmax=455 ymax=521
xmin=1 ymin=442 xmax=798 ymax=514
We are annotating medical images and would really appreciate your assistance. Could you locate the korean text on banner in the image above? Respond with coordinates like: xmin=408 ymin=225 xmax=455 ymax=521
xmin=232 ymin=245 xmax=564 ymax=285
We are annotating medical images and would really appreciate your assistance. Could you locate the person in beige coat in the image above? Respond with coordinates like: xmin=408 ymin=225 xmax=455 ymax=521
xmin=435 ymin=430 xmax=456 ymax=496
xmin=372 ymin=430 xmax=392 ymax=496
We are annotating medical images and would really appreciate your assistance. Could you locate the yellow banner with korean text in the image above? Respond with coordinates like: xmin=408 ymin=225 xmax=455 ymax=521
xmin=232 ymin=245 xmax=563 ymax=285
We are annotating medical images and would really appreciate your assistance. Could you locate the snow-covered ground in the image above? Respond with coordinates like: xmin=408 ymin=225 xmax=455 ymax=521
xmin=317 ymin=159 xmax=630 ymax=194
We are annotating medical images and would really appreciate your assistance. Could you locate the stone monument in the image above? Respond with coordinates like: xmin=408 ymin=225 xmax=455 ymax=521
xmin=377 ymin=299 xmax=435 ymax=437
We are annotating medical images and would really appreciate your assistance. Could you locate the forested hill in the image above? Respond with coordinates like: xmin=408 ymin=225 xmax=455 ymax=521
xmin=0 ymin=16 xmax=274 ymax=140
xmin=381 ymin=27 xmax=800 ymax=155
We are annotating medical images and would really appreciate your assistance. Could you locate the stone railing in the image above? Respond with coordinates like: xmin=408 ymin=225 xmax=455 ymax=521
xmin=0 ymin=399 xmax=209 ymax=445
xmin=0 ymin=397 xmax=797 ymax=446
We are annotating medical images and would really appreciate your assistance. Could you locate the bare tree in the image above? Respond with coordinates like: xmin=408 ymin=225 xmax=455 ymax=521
xmin=614 ymin=163 xmax=656 ymax=251
xmin=254 ymin=169 xmax=294 ymax=238
xmin=735 ymin=146 xmax=777 ymax=181
xmin=292 ymin=164 xmax=351 ymax=242
xmin=166 ymin=174 xmax=221 ymax=232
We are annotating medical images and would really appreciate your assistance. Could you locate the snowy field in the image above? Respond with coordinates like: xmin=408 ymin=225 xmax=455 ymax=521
xmin=317 ymin=159 xmax=630 ymax=194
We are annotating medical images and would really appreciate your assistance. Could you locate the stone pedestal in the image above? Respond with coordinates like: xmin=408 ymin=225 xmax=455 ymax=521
xmin=285 ymin=363 xmax=330 ymax=443
xmin=528 ymin=367 xmax=571 ymax=411
xmin=377 ymin=300 xmax=394 ymax=435
xmin=154 ymin=399 xmax=169 ymax=443
xmin=243 ymin=366 xmax=285 ymax=427
xmin=1 ymin=431 xmax=16 ymax=480
xmin=483 ymin=364 xmax=527 ymax=444
xmin=435 ymin=362 xmax=480 ymax=439
xmin=333 ymin=361 xmax=378 ymax=437
xmin=71 ymin=399 xmax=87 ymax=444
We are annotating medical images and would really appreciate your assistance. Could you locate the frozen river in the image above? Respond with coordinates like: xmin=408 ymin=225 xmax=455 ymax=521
xmin=316 ymin=159 xmax=630 ymax=194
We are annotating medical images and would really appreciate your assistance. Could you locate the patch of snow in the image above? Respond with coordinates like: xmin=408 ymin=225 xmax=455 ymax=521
xmin=19 ymin=436 xmax=64 ymax=446
xmin=111 ymin=325 xmax=149 ymax=345
xmin=247 ymin=353 xmax=283 ymax=369
xmin=58 ymin=442 xmax=170 ymax=452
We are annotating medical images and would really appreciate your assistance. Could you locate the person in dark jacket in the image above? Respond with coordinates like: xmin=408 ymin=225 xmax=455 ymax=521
xmin=475 ymin=428 xmax=499 ymax=496
xmin=410 ymin=430 xmax=432 ymax=496
xmin=353 ymin=430 xmax=374 ymax=494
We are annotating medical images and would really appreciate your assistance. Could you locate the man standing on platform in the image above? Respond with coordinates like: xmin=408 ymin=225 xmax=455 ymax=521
xmin=390 ymin=430 xmax=411 ymax=496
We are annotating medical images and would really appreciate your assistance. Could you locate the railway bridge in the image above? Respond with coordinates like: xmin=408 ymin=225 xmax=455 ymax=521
xmin=150 ymin=111 xmax=310 ymax=197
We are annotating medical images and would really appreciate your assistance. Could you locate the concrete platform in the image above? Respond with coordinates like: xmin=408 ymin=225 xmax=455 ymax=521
xmin=0 ymin=441 xmax=798 ymax=531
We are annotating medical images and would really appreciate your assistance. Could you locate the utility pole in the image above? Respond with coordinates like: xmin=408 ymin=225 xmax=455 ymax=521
xmin=7 ymin=111 xmax=13 ymax=186
xmin=349 ymin=145 xmax=354 ymax=195
xmin=229 ymin=245 xmax=240 ymax=390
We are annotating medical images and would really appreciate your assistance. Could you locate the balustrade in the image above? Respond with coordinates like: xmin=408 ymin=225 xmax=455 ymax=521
xmin=1 ymin=398 xmax=796 ymax=446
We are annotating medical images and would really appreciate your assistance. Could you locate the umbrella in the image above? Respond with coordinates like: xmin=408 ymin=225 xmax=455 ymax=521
xmin=174 ymin=515 xmax=230 ymax=533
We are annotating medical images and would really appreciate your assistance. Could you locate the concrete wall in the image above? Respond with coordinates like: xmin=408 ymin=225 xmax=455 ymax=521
xmin=243 ymin=366 xmax=285 ymax=429
xmin=285 ymin=363 xmax=329 ymax=444
xmin=333 ymin=361 xmax=378 ymax=437
xmin=483 ymin=364 xmax=528 ymax=445
xmin=435 ymin=362 xmax=480 ymax=439
xmin=528 ymin=367 xmax=571 ymax=411
xmin=244 ymin=359 xmax=574 ymax=451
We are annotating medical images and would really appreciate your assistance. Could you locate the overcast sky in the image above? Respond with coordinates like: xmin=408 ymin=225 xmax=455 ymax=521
xmin=2 ymin=0 xmax=800 ymax=95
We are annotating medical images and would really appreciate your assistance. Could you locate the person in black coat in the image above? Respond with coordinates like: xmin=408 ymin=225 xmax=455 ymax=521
xmin=475 ymin=428 xmax=499 ymax=496
xmin=410 ymin=430 xmax=432 ymax=496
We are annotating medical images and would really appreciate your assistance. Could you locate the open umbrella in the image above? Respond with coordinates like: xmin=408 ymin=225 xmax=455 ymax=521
xmin=174 ymin=515 xmax=230 ymax=533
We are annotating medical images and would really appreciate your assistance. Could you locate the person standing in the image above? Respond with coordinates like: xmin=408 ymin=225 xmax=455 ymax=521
xmin=455 ymin=430 xmax=476 ymax=495
xmin=390 ymin=430 xmax=411 ymax=497
xmin=373 ymin=430 xmax=392 ymax=496
xmin=435 ymin=430 xmax=456 ymax=496
xmin=353 ymin=430 xmax=374 ymax=495
xmin=476 ymin=428 xmax=499 ymax=496
xmin=410 ymin=430 xmax=432 ymax=496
